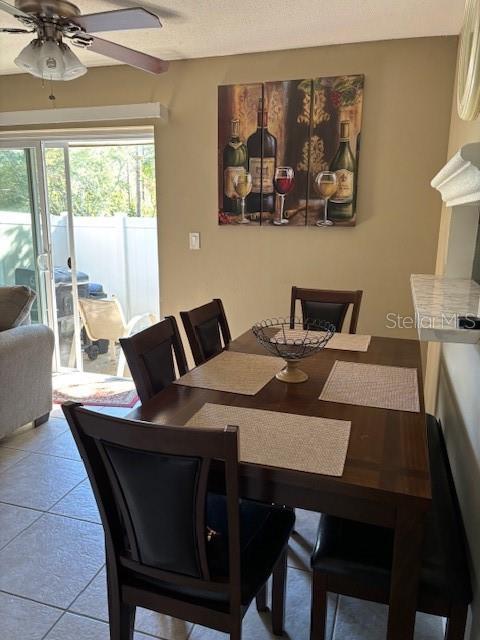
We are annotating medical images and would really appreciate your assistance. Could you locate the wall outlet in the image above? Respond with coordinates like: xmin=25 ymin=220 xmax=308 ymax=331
xmin=189 ymin=232 xmax=200 ymax=250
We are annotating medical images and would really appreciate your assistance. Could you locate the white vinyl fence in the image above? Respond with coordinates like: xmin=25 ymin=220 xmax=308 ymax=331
xmin=0 ymin=211 xmax=159 ymax=319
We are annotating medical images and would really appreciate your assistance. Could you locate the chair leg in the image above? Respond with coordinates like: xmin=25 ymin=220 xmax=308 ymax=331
xmin=445 ymin=604 xmax=468 ymax=640
xmin=230 ymin=617 xmax=242 ymax=640
xmin=34 ymin=413 xmax=49 ymax=428
xmin=108 ymin=598 xmax=135 ymax=640
xmin=292 ymin=508 xmax=298 ymax=535
xmin=106 ymin=569 xmax=135 ymax=640
xmin=256 ymin=583 xmax=268 ymax=612
xmin=272 ymin=549 xmax=288 ymax=636
xmin=310 ymin=570 xmax=327 ymax=640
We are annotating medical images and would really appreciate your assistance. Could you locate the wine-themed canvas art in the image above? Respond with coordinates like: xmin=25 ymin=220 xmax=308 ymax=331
xmin=218 ymin=74 xmax=364 ymax=227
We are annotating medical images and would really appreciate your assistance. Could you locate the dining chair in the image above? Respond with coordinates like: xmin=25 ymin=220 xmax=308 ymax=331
xmin=62 ymin=402 xmax=295 ymax=640
xmin=290 ymin=286 xmax=363 ymax=333
xmin=120 ymin=316 xmax=188 ymax=404
xmin=309 ymin=414 xmax=472 ymax=640
xmin=180 ymin=298 xmax=232 ymax=365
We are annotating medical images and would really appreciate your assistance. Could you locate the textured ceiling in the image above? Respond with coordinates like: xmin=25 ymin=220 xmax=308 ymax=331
xmin=0 ymin=0 xmax=464 ymax=76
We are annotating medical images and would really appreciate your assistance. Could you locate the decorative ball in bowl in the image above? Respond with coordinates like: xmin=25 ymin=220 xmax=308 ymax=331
xmin=252 ymin=317 xmax=335 ymax=383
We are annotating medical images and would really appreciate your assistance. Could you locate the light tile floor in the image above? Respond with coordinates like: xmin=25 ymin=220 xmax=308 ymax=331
xmin=0 ymin=408 xmax=445 ymax=640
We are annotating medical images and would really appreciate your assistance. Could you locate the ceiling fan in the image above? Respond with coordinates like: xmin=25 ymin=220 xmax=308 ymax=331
xmin=0 ymin=0 xmax=169 ymax=80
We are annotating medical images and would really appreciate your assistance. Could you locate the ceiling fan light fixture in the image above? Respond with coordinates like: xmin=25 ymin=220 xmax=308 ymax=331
xmin=14 ymin=38 xmax=42 ymax=76
xmin=37 ymin=39 xmax=66 ymax=80
xmin=60 ymin=42 xmax=87 ymax=80
xmin=14 ymin=37 xmax=87 ymax=81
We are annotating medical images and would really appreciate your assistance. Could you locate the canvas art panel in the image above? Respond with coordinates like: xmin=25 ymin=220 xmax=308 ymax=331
xmin=218 ymin=74 xmax=364 ymax=227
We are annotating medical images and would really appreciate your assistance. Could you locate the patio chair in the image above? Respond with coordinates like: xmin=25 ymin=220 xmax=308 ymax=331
xmin=77 ymin=297 xmax=156 ymax=376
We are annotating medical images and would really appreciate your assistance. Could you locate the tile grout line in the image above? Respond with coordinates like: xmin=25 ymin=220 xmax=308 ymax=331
xmin=0 ymin=507 xmax=44 ymax=552
xmin=0 ymin=588 xmax=67 ymax=613
xmin=65 ymin=563 xmax=106 ymax=611
xmin=0 ymin=449 xmax=83 ymax=480
xmin=40 ymin=609 xmax=67 ymax=640
xmin=45 ymin=476 xmax=89 ymax=514
xmin=0 ymin=497 xmax=101 ymax=527
xmin=0 ymin=419 xmax=69 ymax=452
xmin=0 ymin=499 xmax=45 ymax=515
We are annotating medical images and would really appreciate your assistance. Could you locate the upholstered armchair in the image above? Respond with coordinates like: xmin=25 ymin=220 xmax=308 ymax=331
xmin=0 ymin=286 xmax=54 ymax=439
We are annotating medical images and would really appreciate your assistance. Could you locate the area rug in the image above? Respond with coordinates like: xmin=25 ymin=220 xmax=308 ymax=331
xmin=53 ymin=372 xmax=139 ymax=408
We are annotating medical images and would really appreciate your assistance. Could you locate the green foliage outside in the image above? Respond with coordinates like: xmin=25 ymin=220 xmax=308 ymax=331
xmin=0 ymin=149 xmax=31 ymax=213
xmin=0 ymin=144 xmax=157 ymax=217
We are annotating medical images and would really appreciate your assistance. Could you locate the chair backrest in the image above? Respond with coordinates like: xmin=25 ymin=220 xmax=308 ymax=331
xmin=290 ymin=286 xmax=363 ymax=334
xmin=62 ymin=403 xmax=242 ymax=609
xmin=180 ymin=299 xmax=232 ymax=365
xmin=78 ymin=297 xmax=126 ymax=342
xmin=120 ymin=316 xmax=188 ymax=404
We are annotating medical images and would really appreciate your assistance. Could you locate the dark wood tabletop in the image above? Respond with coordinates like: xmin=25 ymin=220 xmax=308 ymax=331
xmin=128 ymin=331 xmax=431 ymax=640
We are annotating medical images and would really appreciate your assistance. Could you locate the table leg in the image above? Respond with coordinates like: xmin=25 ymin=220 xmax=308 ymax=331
xmin=386 ymin=506 xmax=425 ymax=640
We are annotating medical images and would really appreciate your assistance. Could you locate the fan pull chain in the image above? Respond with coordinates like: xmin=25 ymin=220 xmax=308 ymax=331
xmin=48 ymin=78 xmax=56 ymax=102
xmin=41 ymin=77 xmax=56 ymax=103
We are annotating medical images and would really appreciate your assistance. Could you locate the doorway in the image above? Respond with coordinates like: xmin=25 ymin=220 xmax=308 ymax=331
xmin=0 ymin=131 xmax=159 ymax=377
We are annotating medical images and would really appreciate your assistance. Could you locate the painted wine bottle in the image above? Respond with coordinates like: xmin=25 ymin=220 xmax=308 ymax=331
xmin=329 ymin=120 xmax=355 ymax=220
xmin=223 ymin=118 xmax=248 ymax=215
xmin=246 ymin=98 xmax=277 ymax=214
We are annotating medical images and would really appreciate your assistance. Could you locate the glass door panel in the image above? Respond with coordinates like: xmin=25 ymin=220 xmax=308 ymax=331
xmin=44 ymin=144 xmax=82 ymax=370
xmin=44 ymin=140 xmax=158 ymax=376
xmin=66 ymin=141 xmax=158 ymax=376
xmin=0 ymin=147 xmax=45 ymax=322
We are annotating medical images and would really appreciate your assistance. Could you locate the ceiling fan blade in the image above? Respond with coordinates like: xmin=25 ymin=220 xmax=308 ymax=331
xmin=0 ymin=26 xmax=31 ymax=32
xmin=71 ymin=8 xmax=161 ymax=33
xmin=85 ymin=35 xmax=169 ymax=75
xmin=0 ymin=0 xmax=30 ymax=18
xmin=102 ymin=0 xmax=182 ymax=22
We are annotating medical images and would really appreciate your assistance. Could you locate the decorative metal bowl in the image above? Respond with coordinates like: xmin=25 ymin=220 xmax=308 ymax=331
xmin=252 ymin=317 xmax=335 ymax=383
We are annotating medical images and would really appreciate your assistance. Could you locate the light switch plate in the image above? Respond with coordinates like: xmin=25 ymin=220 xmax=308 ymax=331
xmin=189 ymin=232 xmax=200 ymax=250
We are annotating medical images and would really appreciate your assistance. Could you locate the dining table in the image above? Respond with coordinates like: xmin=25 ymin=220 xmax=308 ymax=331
xmin=128 ymin=330 xmax=431 ymax=640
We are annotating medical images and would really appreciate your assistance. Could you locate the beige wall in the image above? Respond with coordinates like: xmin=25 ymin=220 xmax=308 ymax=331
xmin=0 ymin=36 xmax=457 ymax=343
xmin=430 ymin=47 xmax=480 ymax=640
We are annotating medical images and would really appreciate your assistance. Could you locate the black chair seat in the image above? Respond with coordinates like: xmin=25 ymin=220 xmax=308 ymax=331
xmin=311 ymin=415 xmax=472 ymax=610
xmin=131 ymin=495 xmax=295 ymax=610
xmin=311 ymin=513 xmax=451 ymax=602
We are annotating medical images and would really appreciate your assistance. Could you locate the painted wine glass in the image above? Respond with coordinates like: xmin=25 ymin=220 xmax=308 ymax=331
xmin=233 ymin=172 xmax=252 ymax=224
xmin=273 ymin=166 xmax=295 ymax=225
xmin=315 ymin=171 xmax=337 ymax=227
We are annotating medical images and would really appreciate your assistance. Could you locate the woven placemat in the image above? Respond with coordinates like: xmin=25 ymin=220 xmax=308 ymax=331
xmin=174 ymin=351 xmax=284 ymax=395
xmin=326 ymin=333 xmax=371 ymax=352
xmin=185 ymin=403 xmax=351 ymax=476
xmin=319 ymin=361 xmax=420 ymax=412
xmin=272 ymin=328 xmax=371 ymax=352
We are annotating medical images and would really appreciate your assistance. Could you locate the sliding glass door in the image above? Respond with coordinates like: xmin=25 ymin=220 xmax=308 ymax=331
xmin=0 ymin=132 xmax=159 ymax=376
xmin=0 ymin=145 xmax=49 ymax=324
xmin=43 ymin=136 xmax=159 ymax=375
